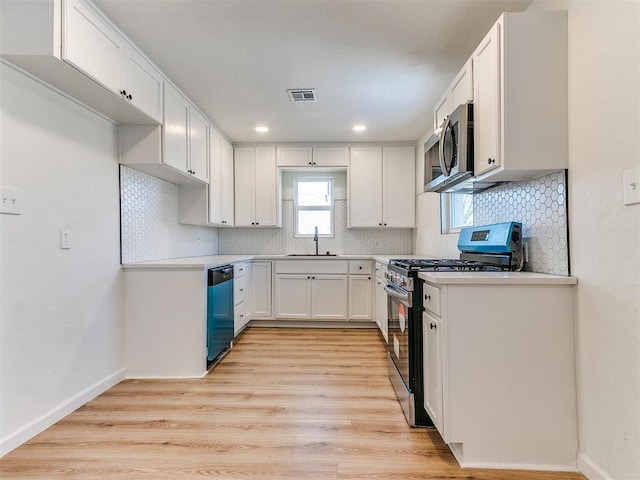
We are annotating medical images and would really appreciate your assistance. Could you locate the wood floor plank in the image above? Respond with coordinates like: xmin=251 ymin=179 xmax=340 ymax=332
xmin=0 ymin=327 xmax=586 ymax=480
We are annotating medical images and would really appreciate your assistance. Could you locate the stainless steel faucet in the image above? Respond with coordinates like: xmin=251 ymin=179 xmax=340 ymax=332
xmin=314 ymin=226 xmax=319 ymax=255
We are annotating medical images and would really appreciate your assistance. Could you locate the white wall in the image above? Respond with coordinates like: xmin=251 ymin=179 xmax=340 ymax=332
xmin=0 ymin=63 xmax=125 ymax=455
xmin=528 ymin=2 xmax=640 ymax=479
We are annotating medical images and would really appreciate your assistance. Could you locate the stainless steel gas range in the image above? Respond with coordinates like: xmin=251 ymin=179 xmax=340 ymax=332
xmin=385 ymin=222 xmax=523 ymax=427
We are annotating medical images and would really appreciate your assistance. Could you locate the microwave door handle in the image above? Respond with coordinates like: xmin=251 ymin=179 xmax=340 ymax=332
xmin=439 ymin=116 xmax=451 ymax=176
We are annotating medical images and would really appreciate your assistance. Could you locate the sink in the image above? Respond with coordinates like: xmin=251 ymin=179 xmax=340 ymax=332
xmin=286 ymin=253 xmax=338 ymax=257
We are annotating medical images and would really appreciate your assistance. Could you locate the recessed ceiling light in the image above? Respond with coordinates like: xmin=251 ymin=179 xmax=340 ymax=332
xmin=255 ymin=126 xmax=269 ymax=133
xmin=353 ymin=124 xmax=367 ymax=132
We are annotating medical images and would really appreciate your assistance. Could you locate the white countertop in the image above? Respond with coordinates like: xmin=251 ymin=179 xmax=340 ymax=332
xmin=121 ymin=254 xmax=411 ymax=269
xmin=121 ymin=255 xmax=254 ymax=269
xmin=418 ymin=271 xmax=578 ymax=285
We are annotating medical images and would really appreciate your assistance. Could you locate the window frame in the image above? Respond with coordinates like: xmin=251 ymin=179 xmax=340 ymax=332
xmin=293 ymin=176 xmax=335 ymax=238
xmin=440 ymin=192 xmax=474 ymax=234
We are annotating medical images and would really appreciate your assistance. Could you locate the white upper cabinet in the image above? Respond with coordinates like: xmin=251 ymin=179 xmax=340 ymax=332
xmin=472 ymin=12 xmax=568 ymax=181
xmin=276 ymin=147 xmax=312 ymax=167
xmin=163 ymin=82 xmax=208 ymax=183
xmin=434 ymin=93 xmax=449 ymax=132
xmin=234 ymin=147 xmax=280 ymax=227
xmin=348 ymin=146 xmax=415 ymax=228
xmin=277 ymin=146 xmax=349 ymax=167
xmin=208 ymin=131 xmax=234 ymax=226
xmin=433 ymin=58 xmax=473 ymax=132
xmin=220 ymin=138 xmax=235 ymax=225
xmin=383 ymin=147 xmax=415 ymax=227
xmin=349 ymin=147 xmax=384 ymax=227
xmin=122 ymin=47 xmax=164 ymax=123
xmin=63 ymin=0 xmax=164 ymax=122
xmin=0 ymin=0 xmax=162 ymax=124
xmin=312 ymin=147 xmax=349 ymax=167
xmin=63 ymin=0 xmax=124 ymax=94
xmin=188 ymin=107 xmax=209 ymax=183
xmin=163 ymin=83 xmax=190 ymax=175
xmin=473 ymin=22 xmax=501 ymax=177
xmin=449 ymin=59 xmax=473 ymax=113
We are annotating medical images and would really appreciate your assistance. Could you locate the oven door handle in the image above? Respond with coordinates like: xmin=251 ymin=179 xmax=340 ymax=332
xmin=384 ymin=283 xmax=412 ymax=307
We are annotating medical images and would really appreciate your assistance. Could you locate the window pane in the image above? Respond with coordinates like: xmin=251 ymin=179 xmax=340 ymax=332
xmin=450 ymin=194 xmax=473 ymax=229
xmin=297 ymin=181 xmax=331 ymax=206
xmin=298 ymin=210 xmax=331 ymax=235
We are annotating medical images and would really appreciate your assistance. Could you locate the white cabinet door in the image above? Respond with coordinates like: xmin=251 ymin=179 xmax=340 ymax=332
xmin=251 ymin=262 xmax=272 ymax=318
xmin=312 ymin=147 xmax=349 ymax=167
xmin=234 ymin=300 xmax=250 ymax=336
xmin=348 ymin=275 xmax=373 ymax=321
xmin=234 ymin=147 xmax=255 ymax=227
xmin=434 ymin=92 xmax=449 ymax=132
xmin=163 ymin=83 xmax=190 ymax=174
xmin=383 ymin=146 xmax=415 ymax=228
xmin=62 ymin=0 xmax=124 ymax=94
xmin=375 ymin=277 xmax=388 ymax=342
xmin=449 ymin=58 xmax=473 ymax=112
xmin=274 ymin=275 xmax=311 ymax=318
xmin=220 ymin=138 xmax=235 ymax=225
xmin=254 ymin=147 xmax=277 ymax=227
xmin=276 ymin=147 xmax=312 ymax=167
xmin=473 ymin=22 xmax=501 ymax=177
xmin=423 ymin=312 xmax=443 ymax=435
xmin=349 ymin=147 xmax=383 ymax=227
xmin=123 ymin=46 xmax=163 ymax=122
xmin=189 ymin=108 xmax=209 ymax=183
xmin=208 ymin=130 xmax=223 ymax=224
xmin=310 ymin=275 xmax=348 ymax=320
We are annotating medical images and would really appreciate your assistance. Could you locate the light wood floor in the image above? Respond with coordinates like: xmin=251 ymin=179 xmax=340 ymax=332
xmin=1 ymin=328 xmax=586 ymax=479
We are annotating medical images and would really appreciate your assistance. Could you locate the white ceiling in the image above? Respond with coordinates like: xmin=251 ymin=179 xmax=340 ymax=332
xmin=94 ymin=0 xmax=532 ymax=143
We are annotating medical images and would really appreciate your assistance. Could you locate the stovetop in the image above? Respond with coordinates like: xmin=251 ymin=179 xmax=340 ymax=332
xmin=389 ymin=258 xmax=512 ymax=274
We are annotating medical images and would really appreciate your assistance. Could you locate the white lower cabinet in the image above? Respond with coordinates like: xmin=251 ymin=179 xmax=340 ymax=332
xmin=275 ymin=275 xmax=347 ymax=320
xmin=250 ymin=261 xmax=272 ymax=318
xmin=233 ymin=262 xmax=251 ymax=335
xmin=422 ymin=312 xmax=443 ymax=434
xmin=419 ymin=276 xmax=577 ymax=469
xmin=347 ymin=261 xmax=373 ymax=321
xmin=374 ymin=262 xmax=388 ymax=341
xmin=274 ymin=261 xmax=348 ymax=320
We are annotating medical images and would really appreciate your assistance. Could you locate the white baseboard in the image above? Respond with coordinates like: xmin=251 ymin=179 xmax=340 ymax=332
xmin=0 ymin=368 xmax=126 ymax=457
xmin=578 ymin=453 xmax=615 ymax=480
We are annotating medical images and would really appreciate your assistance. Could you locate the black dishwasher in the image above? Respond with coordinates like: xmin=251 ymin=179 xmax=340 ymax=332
xmin=207 ymin=265 xmax=234 ymax=367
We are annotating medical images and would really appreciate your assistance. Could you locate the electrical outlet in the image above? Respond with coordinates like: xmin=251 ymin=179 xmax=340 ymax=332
xmin=623 ymin=167 xmax=640 ymax=205
xmin=1 ymin=186 xmax=22 ymax=215
xmin=60 ymin=229 xmax=71 ymax=249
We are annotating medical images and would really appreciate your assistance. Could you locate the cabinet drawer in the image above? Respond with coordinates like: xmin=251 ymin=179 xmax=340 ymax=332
xmin=423 ymin=283 xmax=441 ymax=316
xmin=234 ymin=262 xmax=248 ymax=278
xmin=275 ymin=261 xmax=348 ymax=274
xmin=349 ymin=260 xmax=373 ymax=275
xmin=234 ymin=275 xmax=248 ymax=305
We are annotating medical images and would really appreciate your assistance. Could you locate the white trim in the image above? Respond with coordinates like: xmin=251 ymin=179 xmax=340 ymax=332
xmin=0 ymin=368 xmax=126 ymax=457
xmin=578 ymin=453 xmax=615 ymax=480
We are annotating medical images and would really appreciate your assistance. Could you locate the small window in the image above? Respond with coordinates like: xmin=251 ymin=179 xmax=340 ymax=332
xmin=294 ymin=177 xmax=334 ymax=237
xmin=441 ymin=193 xmax=473 ymax=234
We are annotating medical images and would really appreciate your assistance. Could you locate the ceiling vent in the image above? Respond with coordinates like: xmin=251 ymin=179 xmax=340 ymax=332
xmin=287 ymin=89 xmax=317 ymax=102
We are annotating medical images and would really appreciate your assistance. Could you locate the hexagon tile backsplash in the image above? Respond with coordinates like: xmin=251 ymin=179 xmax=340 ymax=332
xmin=218 ymin=200 xmax=413 ymax=255
xmin=474 ymin=170 xmax=568 ymax=275
xmin=120 ymin=166 xmax=219 ymax=263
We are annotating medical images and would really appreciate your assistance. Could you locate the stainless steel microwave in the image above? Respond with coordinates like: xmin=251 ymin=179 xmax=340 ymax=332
xmin=424 ymin=103 xmax=474 ymax=193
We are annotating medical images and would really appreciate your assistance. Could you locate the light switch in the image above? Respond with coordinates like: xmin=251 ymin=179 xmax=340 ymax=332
xmin=623 ymin=167 xmax=640 ymax=206
xmin=1 ymin=186 xmax=22 ymax=215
